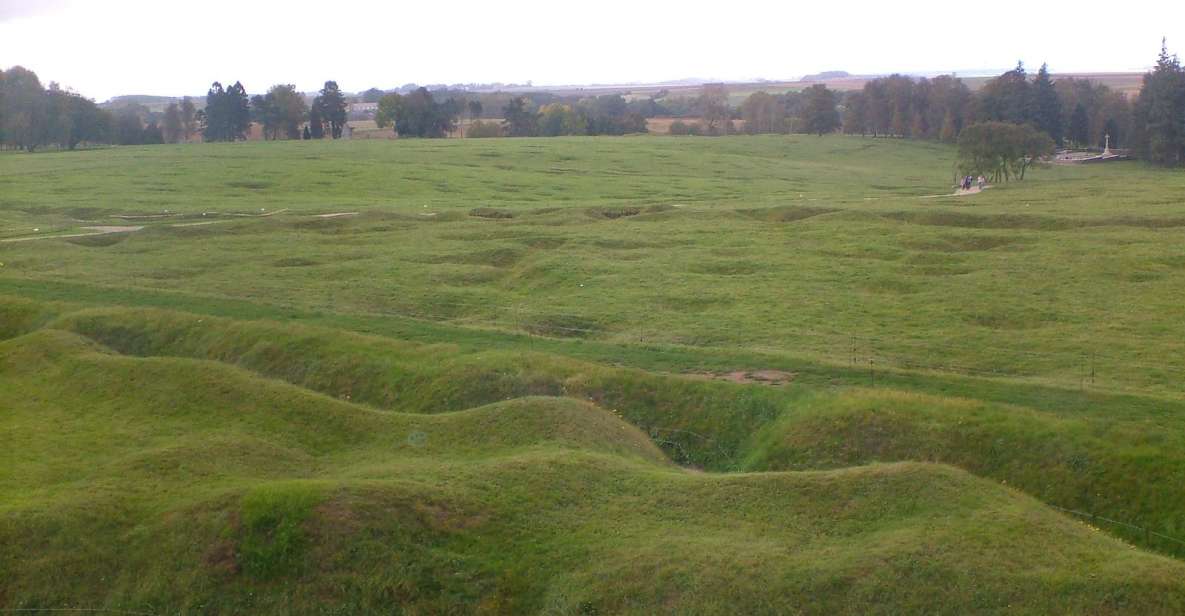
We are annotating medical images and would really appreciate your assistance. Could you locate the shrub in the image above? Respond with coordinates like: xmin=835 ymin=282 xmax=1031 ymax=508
xmin=669 ymin=121 xmax=702 ymax=136
xmin=466 ymin=120 xmax=503 ymax=138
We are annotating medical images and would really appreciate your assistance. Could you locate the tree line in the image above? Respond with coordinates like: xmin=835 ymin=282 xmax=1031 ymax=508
xmin=729 ymin=40 xmax=1185 ymax=167
xmin=2 ymin=40 xmax=1183 ymax=166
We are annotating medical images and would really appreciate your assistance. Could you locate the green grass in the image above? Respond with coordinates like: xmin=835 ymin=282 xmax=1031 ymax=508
xmin=3 ymin=136 xmax=1185 ymax=612
xmin=3 ymin=137 xmax=1185 ymax=395
xmin=4 ymin=319 xmax=1185 ymax=614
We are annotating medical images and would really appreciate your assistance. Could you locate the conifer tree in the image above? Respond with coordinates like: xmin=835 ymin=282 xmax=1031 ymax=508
xmin=1069 ymin=103 xmax=1090 ymax=147
xmin=309 ymin=98 xmax=325 ymax=139
xmin=1132 ymin=39 xmax=1185 ymax=165
xmin=1031 ymin=63 xmax=1063 ymax=144
xmin=316 ymin=81 xmax=348 ymax=138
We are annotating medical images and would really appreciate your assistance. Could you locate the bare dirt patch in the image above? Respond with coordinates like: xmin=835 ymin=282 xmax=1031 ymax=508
xmin=687 ymin=369 xmax=796 ymax=386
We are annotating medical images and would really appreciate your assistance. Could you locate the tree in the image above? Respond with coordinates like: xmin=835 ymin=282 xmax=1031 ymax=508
xmin=141 ymin=120 xmax=164 ymax=145
xmin=308 ymin=98 xmax=325 ymax=139
xmin=502 ymin=97 xmax=537 ymax=137
xmin=537 ymin=103 xmax=585 ymax=136
xmin=226 ymin=82 xmax=250 ymax=140
xmin=882 ymin=75 xmax=914 ymax=137
xmin=254 ymin=84 xmax=307 ymax=140
xmin=1031 ymin=63 xmax=1063 ymax=144
xmin=61 ymin=91 xmax=110 ymax=149
xmin=114 ymin=108 xmax=146 ymax=145
xmin=316 ymin=81 xmax=348 ymax=138
xmin=375 ymin=88 xmax=460 ymax=138
xmin=842 ymin=91 xmax=868 ymax=136
xmin=361 ymin=87 xmax=385 ymax=103
xmin=0 ymin=66 xmax=47 ymax=151
xmin=928 ymin=75 xmax=971 ymax=140
xmin=251 ymin=94 xmax=277 ymax=139
xmin=939 ymin=110 xmax=958 ymax=142
xmin=581 ymin=94 xmax=645 ymax=135
xmin=698 ymin=84 xmax=731 ymax=135
xmin=1131 ymin=39 xmax=1185 ymax=165
xmin=179 ymin=96 xmax=197 ymax=141
xmin=465 ymin=99 xmax=483 ymax=137
xmin=43 ymin=84 xmax=73 ymax=149
xmin=957 ymin=121 xmax=1055 ymax=182
xmin=862 ymin=79 xmax=891 ymax=136
xmin=1069 ymin=103 xmax=1090 ymax=147
xmin=162 ymin=102 xmax=182 ymax=143
xmin=466 ymin=120 xmax=502 ymax=138
xmin=800 ymin=84 xmax=840 ymax=135
xmin=741 ymin=91 xmax=786 ymax=134
xmin=976 ymin=61 xmax=1031 ymax=125
xmin=201 ymin=81 xmax=250 ymax=142
xmin=201 ymin=82 xmax=225 ymax=141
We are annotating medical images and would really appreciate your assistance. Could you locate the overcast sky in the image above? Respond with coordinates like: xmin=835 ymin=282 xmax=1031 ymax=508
xmin=1 ymin=0 xmax=1182 ymax=101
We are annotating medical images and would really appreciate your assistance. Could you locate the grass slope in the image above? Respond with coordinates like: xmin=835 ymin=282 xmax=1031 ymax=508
xmin=4 ymin=324 xmax=1185 ymax=614
xmin=7 ymin=298 xmax=1185 ymax=557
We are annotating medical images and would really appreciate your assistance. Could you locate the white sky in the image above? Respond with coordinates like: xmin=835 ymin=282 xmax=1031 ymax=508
xmin=1 ymin=0 xmax=1182 ymax=101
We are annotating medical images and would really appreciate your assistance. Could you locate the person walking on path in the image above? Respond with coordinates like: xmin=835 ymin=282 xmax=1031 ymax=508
xmin=977 ymin=175 xmax=985 ymax=190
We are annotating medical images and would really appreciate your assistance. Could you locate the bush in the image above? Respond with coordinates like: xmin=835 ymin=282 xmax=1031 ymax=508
xmin=669 ymin=120 xmax=702 ymax=136
xmin=466 ymin=120 xmax=502 ymax=138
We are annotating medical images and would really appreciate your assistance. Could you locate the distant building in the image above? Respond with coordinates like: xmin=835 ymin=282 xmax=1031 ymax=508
xmin=348 ymin=102 xmax=378 ymax=122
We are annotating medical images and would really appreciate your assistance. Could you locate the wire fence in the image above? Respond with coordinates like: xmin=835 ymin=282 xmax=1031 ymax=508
xmin=1047 ymin=504 xmax=1185 ymax=555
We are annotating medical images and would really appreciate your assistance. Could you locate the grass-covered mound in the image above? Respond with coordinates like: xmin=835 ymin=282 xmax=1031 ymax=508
xmin=32 ymin=301 xmax=1185 ymax=555
xmin=4 ymin=325 xmax=1185 ymax=614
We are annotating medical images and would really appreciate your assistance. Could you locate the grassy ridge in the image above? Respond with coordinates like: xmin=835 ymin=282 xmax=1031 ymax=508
xmin=10 ymin=298 xmax=1182 ymax=557
xmin=4 ymin=323 xmax=1185 ymax=614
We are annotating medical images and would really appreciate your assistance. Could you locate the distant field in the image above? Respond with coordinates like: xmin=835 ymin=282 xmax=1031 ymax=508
xmin=584 ymin=71 xmax=1146 ymax=101
xmin=346 ymin=118 xmax=504 ymax=140
xmin=4 ymin=135 xmax=1185 ymax=612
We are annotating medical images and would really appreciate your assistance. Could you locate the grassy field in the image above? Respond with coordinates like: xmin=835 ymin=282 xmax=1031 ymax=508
xmin=4 ymin=135 xmax=1185 ymax=612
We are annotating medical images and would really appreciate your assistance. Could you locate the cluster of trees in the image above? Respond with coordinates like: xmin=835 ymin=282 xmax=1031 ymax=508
xmin=375 ymin=87 xmax=462 ymax=138
xmin=507 ymin=94 xmax=647 ymax=137
xmin=251 ymin=85 xmax=307 ymax=140
xmin=833 ymin=63 xmax=1131 ymax=149
xmin=0 ymin=66 xmax=110 ymax=150
xmin=371 ymin=89 xmax=648 ymax=138
xmin=666 ymin=84 xmax=841 ymax=136
xmin=161 ymin=98 xmax=197 ymax=143
xmin=309 ymin=82 xmax=348 ymax=139
xmin=197 ymin=80 xmax=347 ymax=142
xmin=957 ymin=122 xmax=1055 ymax=181
xmin=200 ymin=82 xmax=250 ymax=142
xmin=1131 ymin=42 xmax=1185 ymax=165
